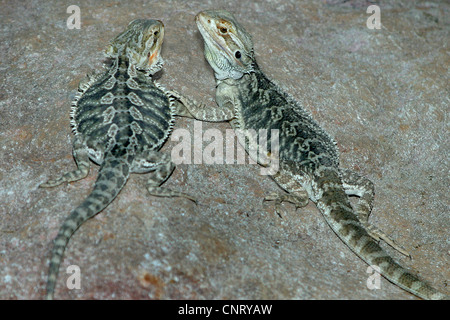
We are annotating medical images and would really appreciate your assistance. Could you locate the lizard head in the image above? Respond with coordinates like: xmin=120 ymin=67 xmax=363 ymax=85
xmin=195 ymin=10 xmax=254 ymax=80
xmin=105 ymin=19 xmax=165 ymax=74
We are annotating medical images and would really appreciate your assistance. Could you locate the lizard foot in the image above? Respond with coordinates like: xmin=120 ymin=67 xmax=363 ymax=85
xmin=264 ymin=192 xmax=309 ymax=218
xmin=147 ymin=186 xmax=197 ymax=204
xmin=364 ymin=223 xmax=411 ymax=257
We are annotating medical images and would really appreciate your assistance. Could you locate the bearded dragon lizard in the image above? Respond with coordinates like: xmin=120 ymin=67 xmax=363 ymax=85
xmin=40 ymin=19 xmax=195 ymax=299
xmin=176 ymin=9 xmax=447 ymax=299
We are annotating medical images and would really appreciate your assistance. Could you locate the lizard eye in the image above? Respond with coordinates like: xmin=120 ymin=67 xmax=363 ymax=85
xmin=154 ymin=31 xmax=159 ymax=36
xmin=234 ymin=51 xmax=241 ymax=59
xmin=219 ymin=27 xmax=228 ymax=34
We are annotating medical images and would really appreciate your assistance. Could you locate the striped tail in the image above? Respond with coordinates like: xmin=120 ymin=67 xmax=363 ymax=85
xmin=315 ymin=168 xmax=447 ymax=300
xmin=45 ymin=150 xmax=130 ymax=300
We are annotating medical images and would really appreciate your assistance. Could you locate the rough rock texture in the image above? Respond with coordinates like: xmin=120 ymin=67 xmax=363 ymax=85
xmin=0 ymin=0 xmax=448 ymax=300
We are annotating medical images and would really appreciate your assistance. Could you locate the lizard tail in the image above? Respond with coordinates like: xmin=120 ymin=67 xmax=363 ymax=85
xmin=45 ymin=148 xmax=131 ymax=300
xmin=315 ymin=168 xmax=447 ymax=300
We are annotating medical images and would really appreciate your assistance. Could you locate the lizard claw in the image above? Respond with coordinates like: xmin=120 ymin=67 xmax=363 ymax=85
xmin=264 ymin=192 xmax=285 ymax=218
xmin=147 ymin=186 xmax=197 ymax=204
xmin=264 ymin=191 xmax=309 ymax=218
xmin=365 ymin=225 xmax=411 ymax=258
xmin=182 ymin=192 xmax=198 ymax=205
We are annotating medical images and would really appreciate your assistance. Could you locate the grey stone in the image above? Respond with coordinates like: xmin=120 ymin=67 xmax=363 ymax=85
xmin=0 ymin=0 xmax=448 ymax=299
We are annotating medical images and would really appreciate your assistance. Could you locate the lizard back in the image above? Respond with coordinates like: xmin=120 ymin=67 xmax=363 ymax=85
xmin=72 ymin=56 xmax=173 ymax=161
xmin=194 ymin=9 xmax=448 ymax=299
xmin=40 ymin=19 xmax=188 ymax=299
xmin=230 ymin=65 xmax=340 ymax=174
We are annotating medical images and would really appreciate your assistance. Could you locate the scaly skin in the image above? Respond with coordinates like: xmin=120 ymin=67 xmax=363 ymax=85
xmin=180 ymin=10 xmax=447 ymax=299
xmin=40 ymin=19 xmax=195 ymax=299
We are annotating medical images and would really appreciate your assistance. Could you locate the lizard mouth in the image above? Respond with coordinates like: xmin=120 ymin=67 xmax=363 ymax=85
xmin=147 ymin=22 xmax=164 ymax=68
xmin=195 ymin=13 xmax=222 ymax=49
xmin=195 ymin=12 xmax=244 ymax=68
xmin=148 ymin=46 xmax=161 ymax=66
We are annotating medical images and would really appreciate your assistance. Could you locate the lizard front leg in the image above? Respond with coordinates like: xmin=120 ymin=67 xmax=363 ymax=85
xmin=341 ymin=169 xmax=410 ymax=257
xmin=167 ymin=89 xmax=234 ymax=122
xmin=40 ymin=136 xmax=91 ymax=188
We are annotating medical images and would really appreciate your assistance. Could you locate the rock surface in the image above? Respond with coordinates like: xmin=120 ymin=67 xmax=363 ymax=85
xmin=0 ymin=0 xmax=448 ymax=299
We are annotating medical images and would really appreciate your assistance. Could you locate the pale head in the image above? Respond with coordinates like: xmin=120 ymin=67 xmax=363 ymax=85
xmin=105 ymin=19 xmax=165 ymax=74
xmin=195 ymin=10 xmax=254 ymax=80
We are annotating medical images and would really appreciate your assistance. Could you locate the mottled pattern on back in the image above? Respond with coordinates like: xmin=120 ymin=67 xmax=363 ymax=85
xmin=187 ymin=10 xmax=448 ymax=299
xmin=72 ymin=58 xmax=172 ymax=158
xmin=40 ymin=19 xmax=194 ymax=299
xmin=237 ymin=67 xmax=339 ymax=171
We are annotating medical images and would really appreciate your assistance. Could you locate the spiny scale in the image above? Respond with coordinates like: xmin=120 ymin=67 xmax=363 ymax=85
xmin=40 ymin=19 xmax=194 ymax=299
xmin=188 ymin=10 xmax=447 ymax=299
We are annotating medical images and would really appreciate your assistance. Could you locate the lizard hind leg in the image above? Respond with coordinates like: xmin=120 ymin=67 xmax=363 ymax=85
xmin=132 ymin=149 xmax=196 ymax=203
xmin=40 ymin=136 xmax=91 ymax=188
xmin=341 ymin=169 xmax=410 ymax=257
xmin=264 ymin=167 xmax=310 ymax=218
